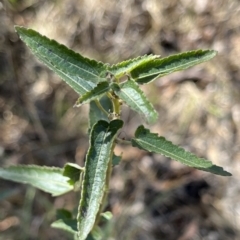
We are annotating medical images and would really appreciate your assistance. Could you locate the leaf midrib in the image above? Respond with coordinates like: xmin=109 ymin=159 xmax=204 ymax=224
xmin=79 ymin=125 xmax=112 ymax=237
xmin=120 ymin=83 xmax=155 ymax=121
xmin=24 ymin=32 xmax=104 ymax=80
xmin=135 ymin=55 xmax=211 ymax=80
xmin=89 ymin=129 xmax=109 ymax=214
xmin=33 ymin=52 xmax=95 ymax=93
xmin=134 ymin=138 xmax=212 ymax=168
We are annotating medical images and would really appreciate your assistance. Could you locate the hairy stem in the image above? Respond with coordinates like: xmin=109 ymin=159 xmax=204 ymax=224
xmin=113 ymin=97 xmax=121 ymax=117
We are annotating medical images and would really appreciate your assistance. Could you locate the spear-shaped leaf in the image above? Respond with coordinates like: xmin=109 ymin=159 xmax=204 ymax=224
xmin=78 ymin=119 xmax=123 ymax=240
xmin=0 ymin=165 xmax=73 ymax=196
xmin=111 ymin=80 xmax=158 ymax=124
xmin=109 ymin=54 xmax=160 ymax=78
xmin=15 ymin=26 xmax=107 ymax=95
xmin=132 ymin=126 xmax=231 ymax=176
xmin=131 ymin=50 xmax=217 ymax=84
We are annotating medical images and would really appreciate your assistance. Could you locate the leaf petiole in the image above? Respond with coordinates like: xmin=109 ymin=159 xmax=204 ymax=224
xmin=94 ymin=100 xmax=109 ymax=116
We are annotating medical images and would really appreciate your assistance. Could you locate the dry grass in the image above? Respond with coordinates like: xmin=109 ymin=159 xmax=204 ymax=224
xmin=1 ymin=0 xmax=240 ymax=239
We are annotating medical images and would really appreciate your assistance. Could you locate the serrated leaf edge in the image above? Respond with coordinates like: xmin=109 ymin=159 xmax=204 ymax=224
xmin=15 ymin=26 xmax=107 ymax=74
xmin=132 ymin=50 xmax=217 ymax=84
xmin=132 ymin=126 xmax=231 ymax=176
xmin=77 ymin=120 xmax=123 ymax=239
xmin=0 ymin=164 xmax=65 ymax=173
xmin=111 ymin=80 xmax=158 ymax=123
xmin=109 ymin=54 xmax=160 ymax=78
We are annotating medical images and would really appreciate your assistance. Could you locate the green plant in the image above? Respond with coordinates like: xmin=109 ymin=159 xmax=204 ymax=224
xmin=0 ymin=26 xmax=231 ymax=240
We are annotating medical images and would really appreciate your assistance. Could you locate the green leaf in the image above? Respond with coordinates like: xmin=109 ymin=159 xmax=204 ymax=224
xmin=100 ymin=211 xmax=113 ymax=221
xmin=131 ymin=50 xmax=217 ymax=84
xmin=112 ymin=153 xmax=122 ymax=166
xmin=52 ymin=211 xmax=109 ymax=239
xmin=77 ymin=119 xmax=123 ymax=240
xmin=15 ymin=26 xmax=107 ymax=95
xmin=86 ymin=235 xmax=96 ymax=240
xmin=109 ymin=54 xmax=160 ymax=78
xmin=89 ymin=96 xmax=113 ymax=129
xmin=0 ymin=165 xmax=73 ymax=196
xmin=75 ymin=82 xmax=110 ymax=106
xmin=132 ymin=126 xmax=231 ymax=176
xmin=86 ymin=227 xmax=103 ymax=240
xmin=51 ymin=219 xmax=77 ymax=234
xmin=56 ymin=209 xmax=73 ymax=220
xmin=52 ymin=209 xmax=77 ymax=236
xmin=111 ymin=80 xmax=158 ymax=124
xmin=63 ymin=163 xmax=84 ymax=185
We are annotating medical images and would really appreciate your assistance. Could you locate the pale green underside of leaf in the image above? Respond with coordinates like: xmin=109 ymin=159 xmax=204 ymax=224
xmin=0 ymin=165 xmax=73 ymax=196
xmin=111 ymin=80 xmax=158 ymax=124
xmin=109 ymin=54 xmax=160 ymax=78
xmin=52 ymin=209 xmax=78 ymax=236
xmin=78 ymin=120 xmax=123 ymax=240
xmin=75 ymin=82 xmax=110 ymax=106
xmin=15 ymin=26 xmax=107 ymax=95
xmin=131 ymin=50 xmax=217 ymax=84
xmin=100 ymin=211 xmax=113 ymax=221
xmin=132 ymin=126 xmax=231 ymax=176
xmin=51 ymin=219 xmax=77 ymax=234
xmin=51 ymin=217 xmax=106 ymax=239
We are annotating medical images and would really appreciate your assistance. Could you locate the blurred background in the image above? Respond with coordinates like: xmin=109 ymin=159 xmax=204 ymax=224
xmin=0 ymin=0 xmax=240 ymax=239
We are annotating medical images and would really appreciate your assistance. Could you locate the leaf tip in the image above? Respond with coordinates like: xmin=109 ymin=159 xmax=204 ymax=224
xmin=207 ymin=49 xmax=218 ymax=58
xmin=14 ymin=25 xmax=25 ymax=34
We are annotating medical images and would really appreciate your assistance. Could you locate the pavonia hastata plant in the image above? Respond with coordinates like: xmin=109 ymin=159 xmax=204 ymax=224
xmin=0 ymin=26 xmax=231 ymax=240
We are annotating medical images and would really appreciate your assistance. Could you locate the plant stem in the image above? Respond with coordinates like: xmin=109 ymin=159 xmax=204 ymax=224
xmin=116 ymin=137 xmax=131 ymax=145
xmin=112 ymin=97 xmax=120 ymax=117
